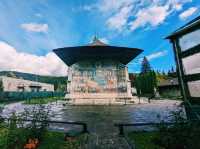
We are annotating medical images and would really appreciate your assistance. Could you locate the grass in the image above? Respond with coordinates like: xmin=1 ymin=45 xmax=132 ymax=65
xmin=0 ymin=99 xmax=22 ymax=105
xmin=38 ymin=131 xmax=88 ymax=149
xmin=0 ymin=126 xmax=8 ymax=148
xmin=0 ymin=96 xmax=65 ymax=105
xmin=127 ymin=131 xmax=163 ymax=149
xmin=0 ymin=126 xmax=88 ymax=149
xmin=23 ymin=97 xmax=65 ymax=105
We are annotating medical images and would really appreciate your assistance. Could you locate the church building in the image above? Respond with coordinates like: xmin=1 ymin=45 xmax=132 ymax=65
xmin=53 ymin=37 xmax=142 ymax=105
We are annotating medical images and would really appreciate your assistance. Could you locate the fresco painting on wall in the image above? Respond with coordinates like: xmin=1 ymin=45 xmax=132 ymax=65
xmin=70 ymin=60 xmax=127 ymax=94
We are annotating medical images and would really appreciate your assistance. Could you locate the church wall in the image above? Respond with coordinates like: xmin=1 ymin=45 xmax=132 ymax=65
xmin=67 ymin=60 xmax=132 ymax=99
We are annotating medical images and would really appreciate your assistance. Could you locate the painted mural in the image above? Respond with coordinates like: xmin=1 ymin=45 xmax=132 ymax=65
xmin=69 ymin=60 xmax=128 ymax=94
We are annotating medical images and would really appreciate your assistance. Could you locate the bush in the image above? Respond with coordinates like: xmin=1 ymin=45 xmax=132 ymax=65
xmin=154 ymin=110 xmax=200 ymax=149
xmin=3 ymin=104 xmax=51 ymax=148
xmin=21 ymin=104 xmax=51 ymax=140
xmin=6 ymin=113 xmax=29 ymax=149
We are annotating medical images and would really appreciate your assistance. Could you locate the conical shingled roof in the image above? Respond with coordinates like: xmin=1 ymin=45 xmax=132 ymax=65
xmin=53 ymin=37 xmax=143 ymax=66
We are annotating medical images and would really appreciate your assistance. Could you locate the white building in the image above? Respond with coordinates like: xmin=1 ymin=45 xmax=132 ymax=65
xmin=0 ymin=76 xmax=54 ymax=92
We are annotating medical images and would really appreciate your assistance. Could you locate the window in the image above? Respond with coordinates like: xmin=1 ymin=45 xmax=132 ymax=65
xmin=187 ymin=80 xmax=200 ymax=97
xmin=17 ymin=86 xmax=24 ymax=92
xmin=179 ymin=29 xmax=200 ymax=51
xmin=182 ymin=53 xmax=200 ymax=75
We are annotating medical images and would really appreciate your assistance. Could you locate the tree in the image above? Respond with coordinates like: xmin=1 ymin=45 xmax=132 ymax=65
xmin=156 ymin=70 xmax=160 ymax=75
xmin=162 ymin=70 xmax=166 ymax=76
xmin=135 ymin=58 xmax=157 ymax=98
xmin=0 ymin=80 xmax=3 ymax=92
xmin=135 ymin=75 xmax=142 ymax=96
xmin=167 ymin=66 xmax=177 ymax=78
xmin=171 ymin=66 xmax=174 ymax=73
xmin=141 ymin=56 xmax=151 ymax=74
xmin=135 ymin=72 xmax=156 ymax=97
xmin=152 ymin=70 xmax=157 ymax=88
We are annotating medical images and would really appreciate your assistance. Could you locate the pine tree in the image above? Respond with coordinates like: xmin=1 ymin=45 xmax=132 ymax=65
xmin=171 ymin=66 xmax=174 ymax=73
xmin=162 ymin=70 xmax=166 ymax=76
xmin=152 ymin=70 xmax=157 ymax=88
xmin=141 ymin=56 xmax=151 ymax=74
xmin=168 ymin=70 xmax=171 ymax=76
xmin=134 ymin=56 xmax=158 ymax=97
xmin=0 ymin=80 xmax=3 ymax=92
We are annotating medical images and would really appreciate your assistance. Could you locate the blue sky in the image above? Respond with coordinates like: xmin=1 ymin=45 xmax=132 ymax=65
xmin=0 ymin=0 xmax=199 ymax=76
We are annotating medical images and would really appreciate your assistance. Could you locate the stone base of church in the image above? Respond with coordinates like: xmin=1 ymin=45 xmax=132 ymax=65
xmin=65 ymin=93 xmax=135 ymax=105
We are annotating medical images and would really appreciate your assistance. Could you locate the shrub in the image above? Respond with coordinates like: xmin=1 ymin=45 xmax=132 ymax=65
xmin=21 ymin=104 xmax=51 ymax=140
xmin=154 ymin=110 xmax=200 ymax=149
xmin=6 ymin=113 xmax=29 ymax=149
xmin=3 ymin=104 xmax=51 ymax=148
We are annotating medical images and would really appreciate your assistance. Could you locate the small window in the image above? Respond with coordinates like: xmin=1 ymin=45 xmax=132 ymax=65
xmin=187 ymin=80 xmax=200 ymax=97
xmin=182 ymin=52 xmax=200 ymax=75
xmin=179 ymin=29 xmax=200 ymax=51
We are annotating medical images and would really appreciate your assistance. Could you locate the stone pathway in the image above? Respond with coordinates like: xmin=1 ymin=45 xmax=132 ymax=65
xmin=83 ymin=133 xmax=132 ymax=149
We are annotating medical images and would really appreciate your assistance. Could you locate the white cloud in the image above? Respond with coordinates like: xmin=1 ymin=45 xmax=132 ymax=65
xmin=130 ymin=5 xmax=169 ymax=31
xmin=0 ymin=41 xmax=67 ymax=76
xmin=99 ymin=0 xmax=133 ymax=13
xmin=146 ymin=50 xmax=168 ymax=61
xmin=167 ymin=0 xmax=192 ymax=11
xmin=128 ymin=50 xmax=168 ymax=67
xmin=96 ymin=0 xmax=193 ymax=32
xmin=107 ymin=5 xmax=133 ymax=31
xmin=21 ymin=23 xmax=48 ymax=33
xmin=82 ymin=5 xmax=96 ymax=11
xmin=179 ymin=7 xmax=198 ymax=20
xmin=128 ymin=50 xmax=167 ymax=67
xmin=129 ymin=0 xmax=192 ymax=31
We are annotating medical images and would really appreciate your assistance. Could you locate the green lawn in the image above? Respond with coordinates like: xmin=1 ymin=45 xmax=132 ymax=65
xmin=0 ymin=126 xmax=8 ymax=148
xmin=0 ymin=126 xmax=88 ymax=149
xmin=23 ymin=97 xmax=65 ymax=105
xmin=127 ymin=131 xmax=163 ymax=149
xmin=38 ymin=131 xmax=88 ymax=149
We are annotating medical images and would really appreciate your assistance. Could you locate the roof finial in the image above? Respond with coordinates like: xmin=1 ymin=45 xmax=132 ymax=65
xmin=93 ymin=31 xmax=98 ymax=42
xmin=89 ymin=32 xmax=107 ymax=46
xmin=93 ymin=36 xmax=97 ymax=42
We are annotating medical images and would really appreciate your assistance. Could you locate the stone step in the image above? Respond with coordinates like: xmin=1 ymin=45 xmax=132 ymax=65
xmin=65 ymin=98 xmax=135 ymax=105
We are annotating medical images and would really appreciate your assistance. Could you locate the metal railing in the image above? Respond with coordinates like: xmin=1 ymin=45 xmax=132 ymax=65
xmin=114 ymin=121 xmax=191 ymax=136
xmin=2 ymin=118 xmax=89 ymax=134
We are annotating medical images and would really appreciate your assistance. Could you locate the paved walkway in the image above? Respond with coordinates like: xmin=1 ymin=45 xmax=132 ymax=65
xmin=84 ymin=133 xmax=132 ymax=149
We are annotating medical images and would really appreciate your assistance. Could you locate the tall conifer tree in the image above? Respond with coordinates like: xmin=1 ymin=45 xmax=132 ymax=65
xmin=135 ymin=56 xmax=157 ymax=97
xmin=141 ymin=56 xmax=151 ymax=73
xmin=0 ymin=80 xmax=3 ymax=92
